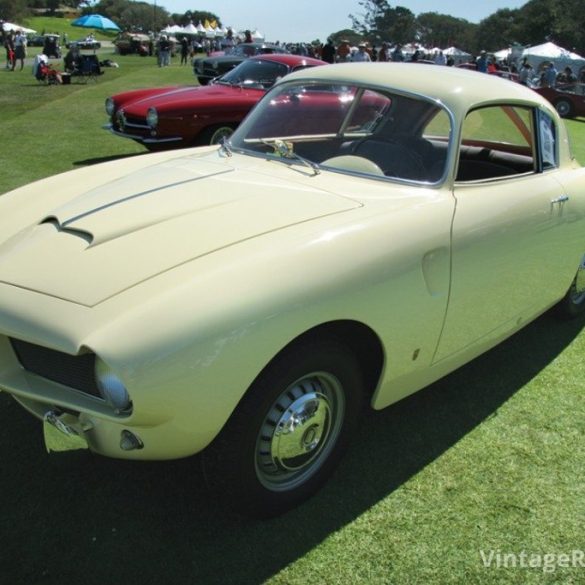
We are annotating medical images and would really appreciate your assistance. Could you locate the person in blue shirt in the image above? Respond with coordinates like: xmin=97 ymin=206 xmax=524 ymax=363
xmin=476 ymin=50 xmax=488 ymax=73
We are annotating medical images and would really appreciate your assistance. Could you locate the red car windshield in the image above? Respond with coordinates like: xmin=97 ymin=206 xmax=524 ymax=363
xmin=215 ymin=60 xmax=290 ymax=90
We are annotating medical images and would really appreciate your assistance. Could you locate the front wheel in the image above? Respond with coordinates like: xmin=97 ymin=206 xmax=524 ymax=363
xmin=555 ymin=98 xmax=574 ymax=118
xmin=202 ymin=338 xmax=364 ymax=517
xmin=196 ymin=124 xmax=236 ymax=146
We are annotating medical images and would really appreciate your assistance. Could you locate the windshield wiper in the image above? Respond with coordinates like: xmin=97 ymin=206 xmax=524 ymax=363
xmin=259 ymin=139 xmax=320 ymax=176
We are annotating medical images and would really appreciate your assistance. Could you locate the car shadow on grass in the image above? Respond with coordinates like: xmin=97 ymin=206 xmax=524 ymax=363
xmin=0 ymin=311 xmax=583 ymax=585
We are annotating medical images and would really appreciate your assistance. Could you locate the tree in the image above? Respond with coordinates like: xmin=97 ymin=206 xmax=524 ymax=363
xmin=416 ymin=12 xmax=476 ymax=50
xmin=88 ymin=0 xmax=169 ymax=32
xmin=350 ymin=1 xmax=416 ymax=44
xmin=170 ymin=10 xmax=221 ymax=27
xmin=349 ymin=0 xmax=389 ymax=37
xmin=0 ymin=0 xmax=30 ymax=22
xmin=475 ymin=9 xmax=522 ymax=52
xmin=516 ymin=0 xmax=585 ymax=53
xmin=329 ymin=28 xmax=364 ymax=47
xmin=120 ymin=2 xmax=169 ymax=32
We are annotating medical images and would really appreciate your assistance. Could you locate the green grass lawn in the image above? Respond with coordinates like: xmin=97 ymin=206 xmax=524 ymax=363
xmin=0 ymin=47 xmax=197 ymax=195
xmin=0 ymin=40 xmax=584 ymax=585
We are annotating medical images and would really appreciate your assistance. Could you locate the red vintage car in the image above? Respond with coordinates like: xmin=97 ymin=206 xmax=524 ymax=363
xmin=534 ymin=83 xmax=585 ymax=118
xmin=104 ymin=54 xmax=325 ymax=150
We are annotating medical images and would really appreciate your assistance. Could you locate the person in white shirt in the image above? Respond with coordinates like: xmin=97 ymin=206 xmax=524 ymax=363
xmin=434 ymin=50 xmax=446 ymax=66
xmin=13 ymin=29 xmax=27 ymax=71
xmin=352 ymin=43 xmax=371 ymax=62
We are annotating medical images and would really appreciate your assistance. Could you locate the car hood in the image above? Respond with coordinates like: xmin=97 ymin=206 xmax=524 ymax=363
xmin=121 ymin=84 xmax=262 ymax=116
xmin=0 ymin=153 xmax=360 ymax=307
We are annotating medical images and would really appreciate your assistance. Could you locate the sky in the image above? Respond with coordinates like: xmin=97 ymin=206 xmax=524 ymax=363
xmin=163 ymin=0 xmax=528 ymax=42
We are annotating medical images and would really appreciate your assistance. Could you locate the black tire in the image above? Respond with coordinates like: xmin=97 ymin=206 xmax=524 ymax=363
xmin=202 ymin=338 xmax=365 ymax=518
xmin=196 ymin=124 xmax=236 ymax=146
xmin=555 ymin=256 xmax=585 ymax=319
xmin=555 ymin=99 xmax=574 ymax=118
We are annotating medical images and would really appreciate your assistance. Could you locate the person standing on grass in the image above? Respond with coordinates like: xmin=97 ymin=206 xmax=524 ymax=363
xmin=13 ymin=30 xmax=27 ymax=71
xmin=180 ymin=37 xmax=189 ymax=65
xmin=158 ymin=34 xmax=171 ymax=67
xmin=0 ymin=22 xmax=5 ymax=67
xmin=5 ymin=30 xmax=15 ymax=70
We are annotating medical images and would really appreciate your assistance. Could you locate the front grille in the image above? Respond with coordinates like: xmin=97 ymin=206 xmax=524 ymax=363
xmin=121 ymin=114 xmax=148 ymax=128
xmin=10 ymin=338 xmax=101 ymax=398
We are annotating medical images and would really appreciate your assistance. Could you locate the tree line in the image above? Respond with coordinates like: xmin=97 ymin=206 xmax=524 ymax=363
xmin=349 ymin=0 xmax=585 ymax=54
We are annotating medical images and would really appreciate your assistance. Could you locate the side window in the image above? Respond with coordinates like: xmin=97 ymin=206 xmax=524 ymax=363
xmin=538 ymin=110 xmax=557 ymax=170
xmin=457 ymin=105 xmax=536 ymax=182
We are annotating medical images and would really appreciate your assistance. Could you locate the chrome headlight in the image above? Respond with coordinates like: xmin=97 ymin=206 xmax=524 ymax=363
xmin=105 ymin=97 xmax=115 ymax=116
xmin=95 ymin=358 xmax=131 ymax=413
xmin=146 ymin=107 xmax=158 ymax=129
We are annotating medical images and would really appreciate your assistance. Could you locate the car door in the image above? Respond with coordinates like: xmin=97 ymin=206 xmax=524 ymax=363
xmin=434 ymin=104 xmax=578 ymax=363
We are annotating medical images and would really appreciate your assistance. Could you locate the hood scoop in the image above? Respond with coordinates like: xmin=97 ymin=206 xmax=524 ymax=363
xmin=0 ymin=159 xmax=360 ymax=306
xmin=40 ymin=217 xmax=93 ymax=245
xmin=49 ymin=162 xmax=235 ymax=246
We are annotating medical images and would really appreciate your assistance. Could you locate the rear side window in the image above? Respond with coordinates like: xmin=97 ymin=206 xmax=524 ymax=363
xmin=456 ymin=105 xmax=536 ymax=182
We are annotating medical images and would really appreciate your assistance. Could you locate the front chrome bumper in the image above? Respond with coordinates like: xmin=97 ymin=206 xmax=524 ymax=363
xmin=103 ymin=123 xmax=183 ymax=145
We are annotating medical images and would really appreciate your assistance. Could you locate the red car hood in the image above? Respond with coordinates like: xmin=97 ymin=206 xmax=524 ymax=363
xmin=120 ymin=84 xmax=265 ymax=117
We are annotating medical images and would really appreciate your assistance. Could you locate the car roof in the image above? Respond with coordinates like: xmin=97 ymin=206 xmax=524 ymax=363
xmin=239 ymin=42 xmax=278 ymax=48
xmin=249 ymin=54 xmax=326 ymax=67
xmin=279 ymin=62 xmax=554 ymax=116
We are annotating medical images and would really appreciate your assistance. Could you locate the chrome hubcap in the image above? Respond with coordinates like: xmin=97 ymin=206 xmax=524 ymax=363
xmin=255 ymin=372 xmax=344 ymax=491
xmin=211 ymin=127 xmax=233 ymax=144
xmin=271 ymin=392 xmax=329 ymax=469
xmin=557 ymin=101 xmax=570 ymax=116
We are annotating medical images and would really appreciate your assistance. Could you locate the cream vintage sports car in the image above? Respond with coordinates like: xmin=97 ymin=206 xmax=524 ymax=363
xmin=0 ymin=63 xmax=584 ymax=517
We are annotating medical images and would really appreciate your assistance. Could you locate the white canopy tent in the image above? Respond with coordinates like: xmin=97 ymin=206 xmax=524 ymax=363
xmin=2 ymin=21 xmax=37 ymax=34
xmin=520 ymin=42 xmax=585 ymax=74
xmin=494 ymin=48 xmax=511 ymax=61
xmin=161 ymin=24 xmax=183 ymax=35
xmin=181 ymin=23 xmax=198 ymax=35
xmin=443 ymin=46 xmax=472 ymax=65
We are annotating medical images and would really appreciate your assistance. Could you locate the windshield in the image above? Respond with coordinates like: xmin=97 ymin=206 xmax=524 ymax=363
xmin=215 ymin=59 xmax=289 ymax=90
xmin=229 ymin=80 xmax=451 ymax=183
xmin=226 ymin=43 xmax=280 ymax=57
